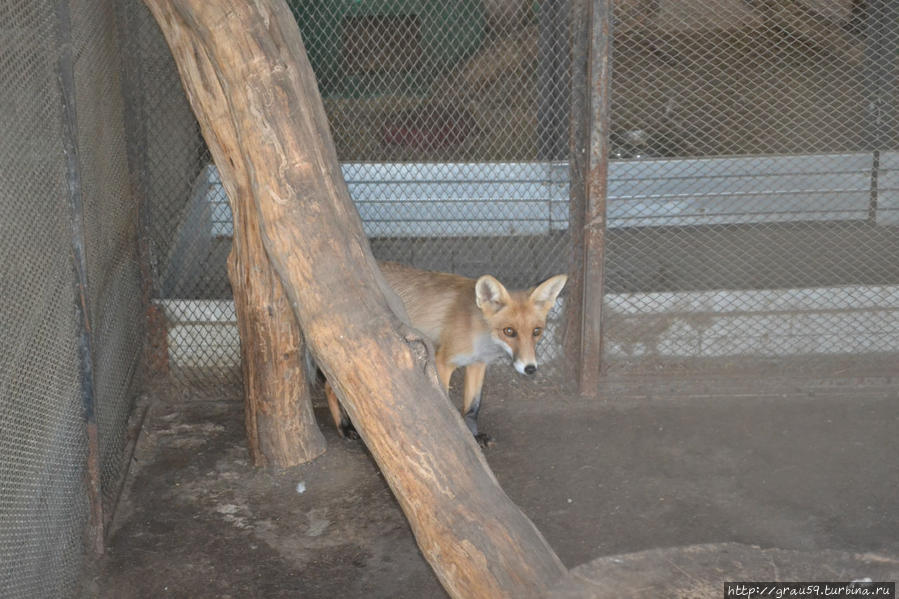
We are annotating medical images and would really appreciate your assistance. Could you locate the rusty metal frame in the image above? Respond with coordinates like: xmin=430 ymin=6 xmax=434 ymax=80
xmin=567 ymin=0 xmax=612 ymax=397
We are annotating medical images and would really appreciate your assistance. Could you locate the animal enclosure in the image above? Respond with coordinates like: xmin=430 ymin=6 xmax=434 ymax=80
xmin=1 ymin=0 xmax=897 ymax=597
xmin=130 ymin=0 xmax=899 ymax=387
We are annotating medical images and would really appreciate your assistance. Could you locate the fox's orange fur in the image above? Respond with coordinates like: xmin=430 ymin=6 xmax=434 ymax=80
xmin=326 ymin=261 xmax=567 ymax=446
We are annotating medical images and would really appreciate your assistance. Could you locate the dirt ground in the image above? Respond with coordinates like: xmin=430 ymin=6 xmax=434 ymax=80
xmin=84 ymin=368 xmax=899 ymax=598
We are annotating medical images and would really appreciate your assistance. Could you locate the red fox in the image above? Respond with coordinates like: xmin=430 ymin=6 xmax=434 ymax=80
xmin=325 ymin=261 xmax=567 ymax=447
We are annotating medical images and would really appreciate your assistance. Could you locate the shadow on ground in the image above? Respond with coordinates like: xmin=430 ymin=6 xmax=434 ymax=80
xmin=85 ymin=372 xmax=899 ymax=598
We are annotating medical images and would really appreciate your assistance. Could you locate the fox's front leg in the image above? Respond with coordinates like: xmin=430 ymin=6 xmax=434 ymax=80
xmin=435 ymin=346 xmax=455 ymax=393
xmin=462 ymin=362 xmax=491 ymax=447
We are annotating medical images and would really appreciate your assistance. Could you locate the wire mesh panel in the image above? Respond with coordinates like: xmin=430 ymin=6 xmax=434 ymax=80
xmin=294 ymin=0 xmax=571 ymax=289
xmin=119 ymin=1 xmax=234 ymax=385
xmin=126 ymin=0 xmax=897 ymax=385
xmin=298 ymin=0 xmax=574 ymax=371
xmin=0 ymin=2 xmax=89 ymax=597
xmin=71 ymin=0 xmax=144 ymax=511
xmin=125 ymin=0 xmax=575 ymax=385
xmin=603 ymin=0 xmax=899 ymax=375
xmin=1 ymin=0 xmax=142 ymax=596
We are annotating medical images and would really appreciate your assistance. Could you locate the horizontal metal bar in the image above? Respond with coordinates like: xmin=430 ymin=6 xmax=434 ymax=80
xmin=194 ymin=152 xmax=898 ymax=239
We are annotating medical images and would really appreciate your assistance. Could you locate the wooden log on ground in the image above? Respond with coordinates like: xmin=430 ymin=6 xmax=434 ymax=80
xmin=549 ymin=543 xmax=899 ymax=598
xmin=145 ymin=0 xmax=325 ymax=467
xmin=143 ymin=1 xmax=568 ymax=597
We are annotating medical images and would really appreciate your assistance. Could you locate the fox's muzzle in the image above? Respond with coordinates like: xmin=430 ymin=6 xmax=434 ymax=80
xmin=514 ymin=358 xmax=538 ymax=375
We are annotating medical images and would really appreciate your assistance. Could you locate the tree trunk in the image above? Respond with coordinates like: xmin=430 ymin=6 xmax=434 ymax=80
xmin=146 ymin=0 xmax=325 ymax=467
xmin=230 ymin=250 xmax=325 ymax=467
xmin=143 ymin=1 xmax=568 ymax=597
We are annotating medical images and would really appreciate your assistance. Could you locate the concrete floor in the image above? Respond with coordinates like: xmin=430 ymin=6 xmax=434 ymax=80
xmin=85 ymin=370 xmax=899 ymax=598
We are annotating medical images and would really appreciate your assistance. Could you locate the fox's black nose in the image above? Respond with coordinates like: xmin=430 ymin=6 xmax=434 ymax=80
xmin=524 ymin=364 xmax=536 ymax=375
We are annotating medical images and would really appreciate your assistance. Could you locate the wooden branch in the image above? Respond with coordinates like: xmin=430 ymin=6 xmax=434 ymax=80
xmin=143 ymin=0 xmax=567 ymax=597
xmin=232 ymin=264 xmax=325 ymax=467
xmin=226 ymin=121 xmax=324 ymax=466
xmin=145 ymin=0 xmax=324 ymax=467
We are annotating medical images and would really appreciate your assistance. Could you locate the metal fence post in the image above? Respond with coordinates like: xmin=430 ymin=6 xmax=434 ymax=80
xmin=567 ymin=0 xmax=611 ymax=397
xmin=864 ymin=0 xmax=899 ymax=223
xmin=53 ymin=0 xmax=105 ymax=556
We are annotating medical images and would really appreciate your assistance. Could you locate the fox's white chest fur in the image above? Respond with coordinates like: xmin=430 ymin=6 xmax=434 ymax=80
xmin=449 ymin=332 xmax=510 ymax=367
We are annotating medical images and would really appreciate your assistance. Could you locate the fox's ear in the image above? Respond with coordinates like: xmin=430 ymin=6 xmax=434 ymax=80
xmin=530 ymin=274 xmax=568 ymax=312
xmin=475 ymin=275 xmax=511 ymax=313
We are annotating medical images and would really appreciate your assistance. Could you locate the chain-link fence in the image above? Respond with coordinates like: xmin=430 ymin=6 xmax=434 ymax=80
xmin=125 ymin=0 xmax=898 ymax=388
xmin=124 ymin=0 xmax=574 ymax=386
xmin=73 ymin=0 xmax=145 ymax=518
xmin=603 ymin=0 xmax=899 ymax=375
xmin=0 ymin=0 xmax=142 ymax=596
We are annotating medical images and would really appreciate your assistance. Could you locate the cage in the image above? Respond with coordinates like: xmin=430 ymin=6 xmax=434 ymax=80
xmin=1 ymin=0 xmax=897 ymax=596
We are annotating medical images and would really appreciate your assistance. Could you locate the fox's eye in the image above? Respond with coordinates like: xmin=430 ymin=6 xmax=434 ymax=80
xmin=533 ymin=327 xmax=542 ymax=337
xmin=503 ymin=327 xmax=517 ymax=338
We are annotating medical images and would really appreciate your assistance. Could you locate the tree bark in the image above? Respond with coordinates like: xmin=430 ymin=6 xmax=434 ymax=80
xmin=143 ymin=1 xmax=568 ymax=597
xmin=226 ymin=125 xmax=325 ymax=466
xmin=145 ymin=0 xmax=325 ymax=467
xmin=230 ymin=254 xmax=325 ymax=467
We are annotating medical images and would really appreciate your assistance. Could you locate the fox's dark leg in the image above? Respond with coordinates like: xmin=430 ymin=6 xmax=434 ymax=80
xmin=463 ymin=362 xmax=491 ymax=447
xmin=324 ymin=381 xmax=358 ymax=440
